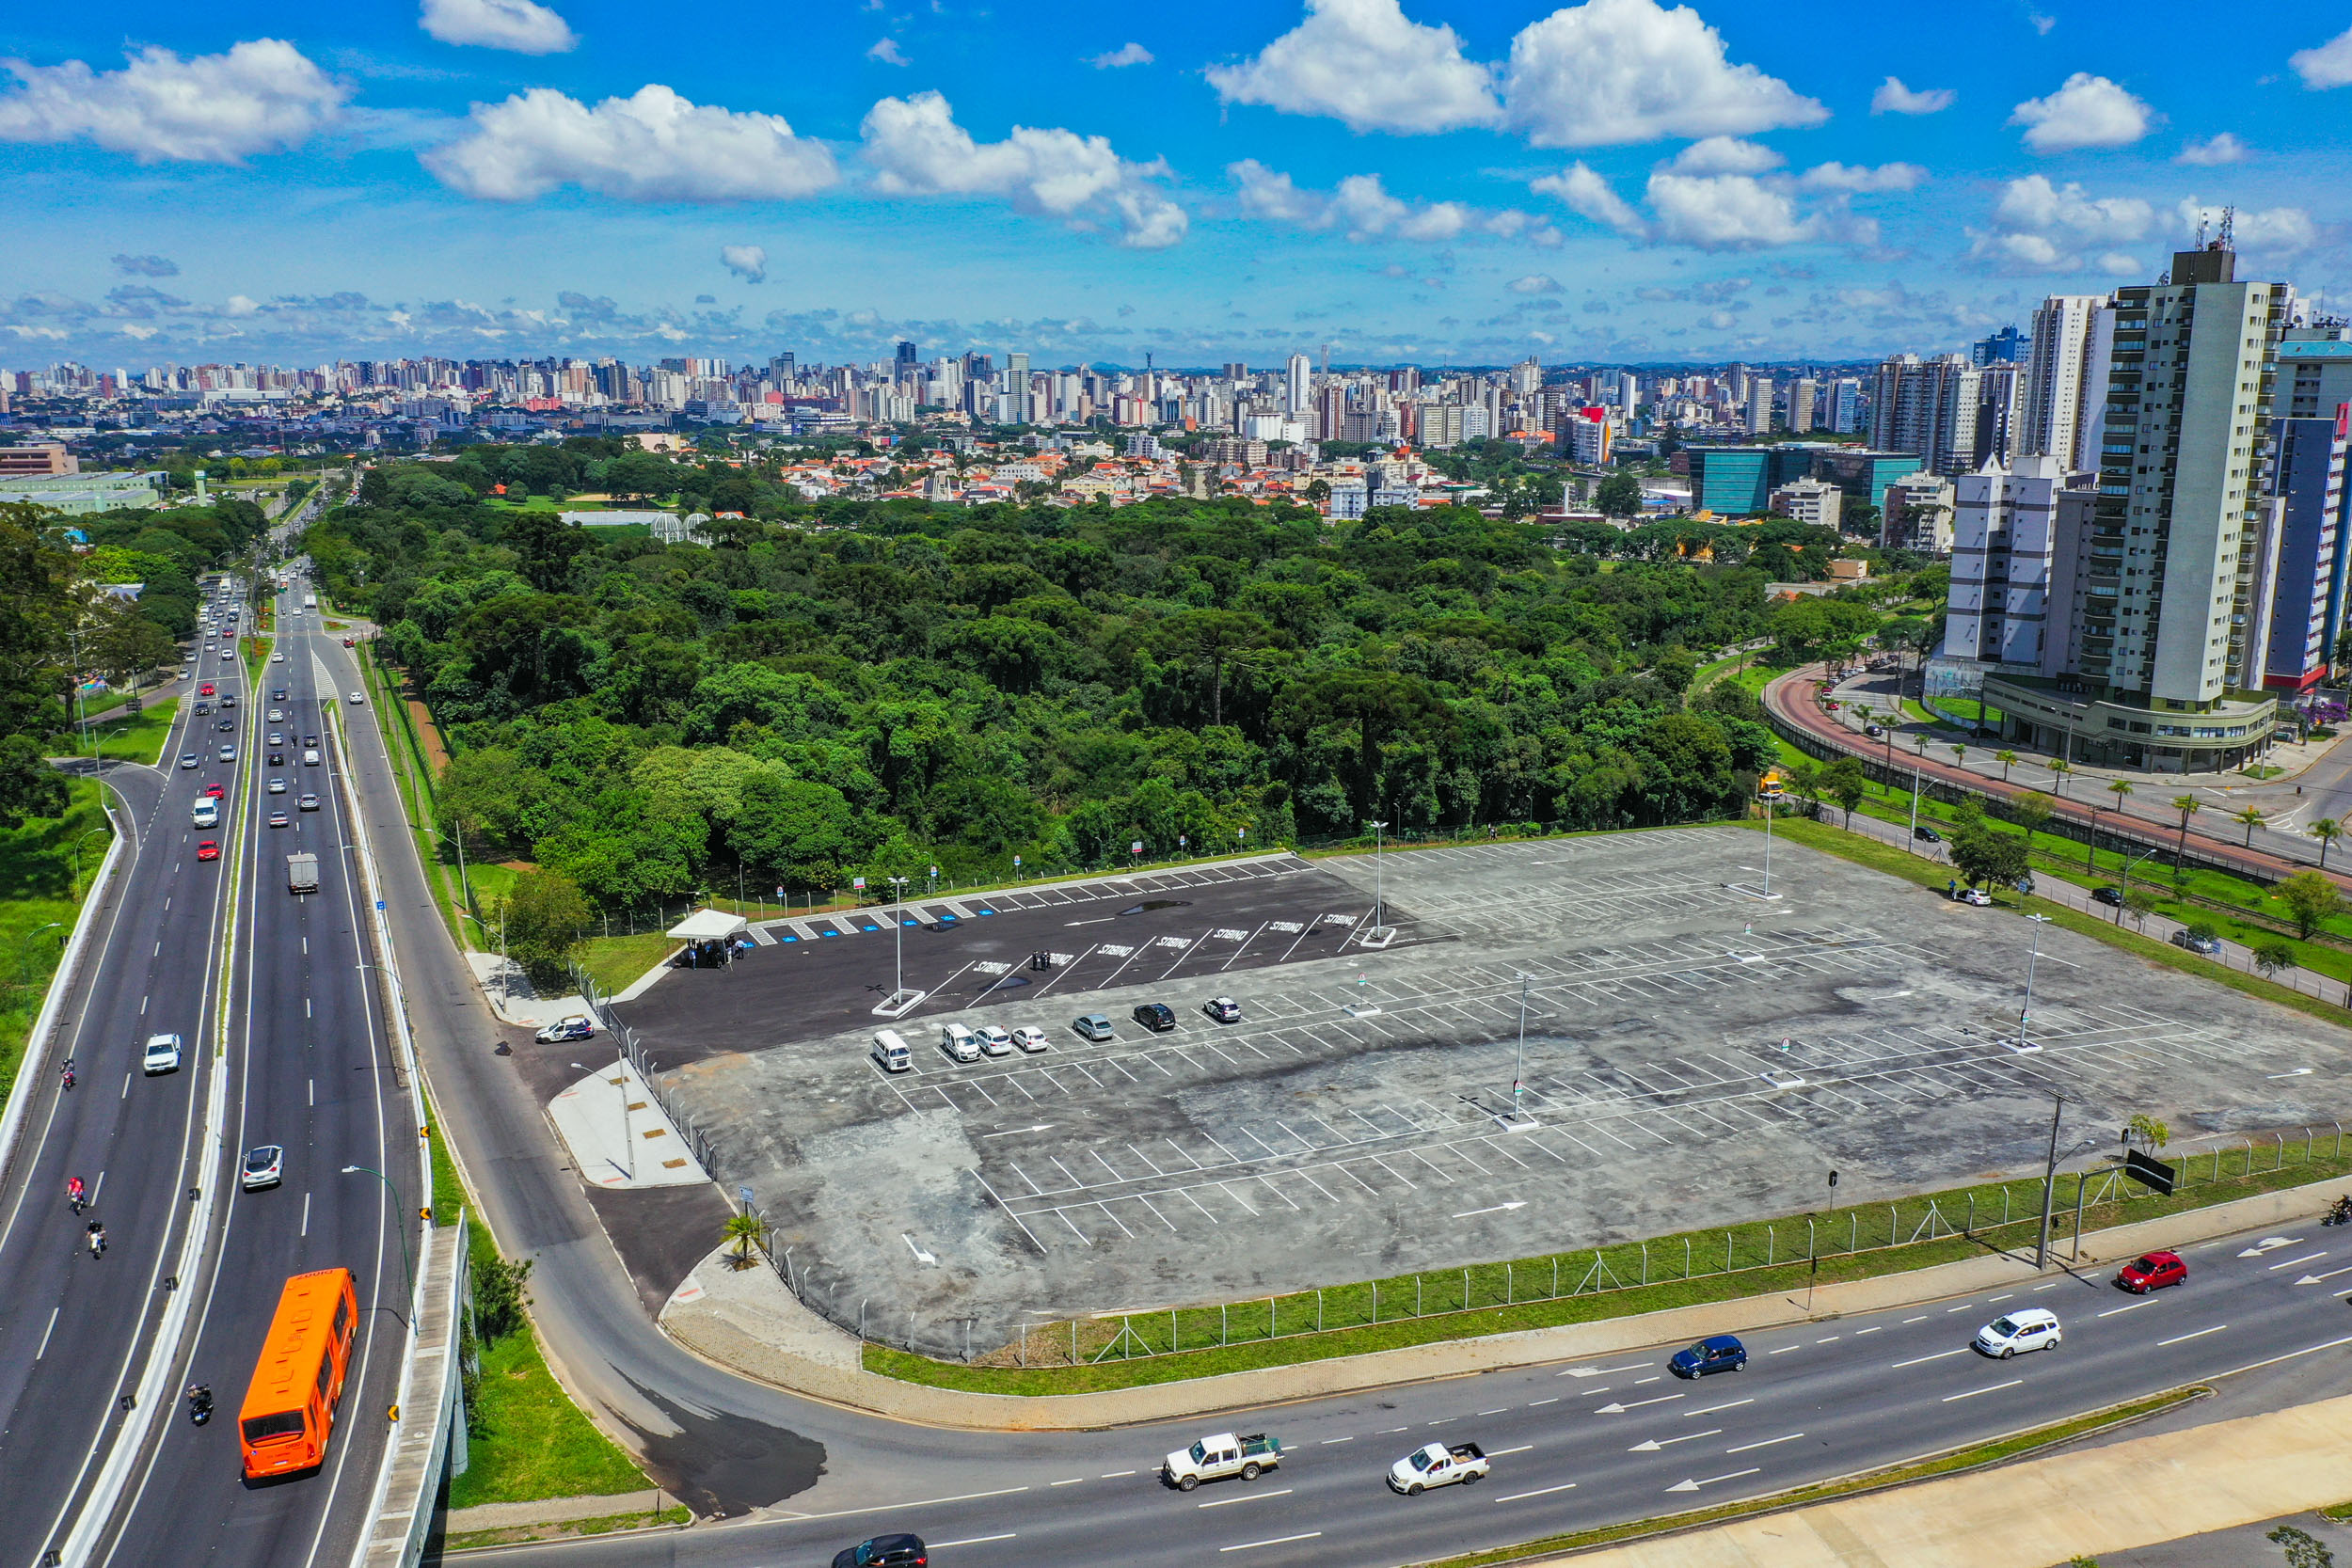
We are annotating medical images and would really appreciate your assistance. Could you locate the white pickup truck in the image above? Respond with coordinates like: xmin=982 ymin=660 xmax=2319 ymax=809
xmin=1388 ymin=1441 xmax=1489 ymax=1495
xmin=1162 ymin=1432 xmax=1282 ymax=1491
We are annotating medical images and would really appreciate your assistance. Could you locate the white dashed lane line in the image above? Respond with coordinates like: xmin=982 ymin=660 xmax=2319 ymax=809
xmin=1890 ymin=1348 xmax=1968 ymax=1369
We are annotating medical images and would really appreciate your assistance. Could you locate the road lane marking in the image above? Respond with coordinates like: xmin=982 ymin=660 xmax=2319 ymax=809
xmin=1561 ymin=1363 xmax=1650 ymax=1377
xmin=2295 ymin=1265 xmax=2352 ymax=1284
xmin=37 ymin=1307 xmax=57 ymax=1359
xmin=1666 ymin=1467 xmax=1760 ymax=1493
xmin=2157 ymin=1324 xmax=2227 ymax=1347
xmin=1630 ymin=1429 xmax=1721 ymax=1451
xmin=1477 ymin=1408 xmax=1509 ymax=1417
xmin=1050 ymin=1478 xmax=1084 ymax=1486
xmin=770 ymin=1485 xmax=1031 ymax=1523
xmin=1856 ymin=1325 xmax=1882 ymax=1334
xmin=2097 ymin=1300 xmax=2155 ymax=1318
xmin=1220 ymin=1532 xmax=1321 ymax=1552
xmin=1769 ymin=1345 xmax=1801 ymax=1354
xmin=2268 ymin=1252 xmax=2328 ymax=1271
xmin=300 ymin=1192 xmax=310 ymax=1236
xmin=1902 ymin=1315 xmax=1929 ymax=1323
xmin=1891 ymin=1348 xmax=1969 ymax=1368
xmin=1100 ymin=1470 xmax=1135 ymax=1477
xmin=1943 ymin=1379 xmax=2023 ymax=1402
xmin=1319 ymin=1437 xmax=1352 ymax=1445
xmin=1594 ymin=1395 xmax=1682 ymax=1414
xmin=1493 ymin=1482 xmax=1578 ymax=1502
xmin=930 ymin=1535 xmax=1018 ymax=1549
xmin=1725 ymin=1433 xmax=1806 ymax=1454
xmin=1526 ymin=1398 xmax=1559 ymax=1407
xmin=1684 ymin=1399 xmax=1754 ymax=1417
xmin=1487 ymin=1445 xmax=1534 ymax=1457
xmin=1199 ymin=1487 xmax=1293 ymax=1509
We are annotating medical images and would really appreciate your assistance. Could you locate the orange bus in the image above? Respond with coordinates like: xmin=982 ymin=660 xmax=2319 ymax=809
xmin=239 ymin=1267 xmax=358 ymax=1480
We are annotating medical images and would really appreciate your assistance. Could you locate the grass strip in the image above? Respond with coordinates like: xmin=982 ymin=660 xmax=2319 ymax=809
xmin=1406 ymin=1384 xmax=2209 ymax=1568
xmin=0 ymin=778 xmax=113 ymax=1112
xmin=866 ymin=1131 xmax=2350 ymax=1394
xmin=82 ymin=697 xmax=180 ymax=766
xmin=442 ymin=1505 xmax=691 ymax=1552
xmin=358 ymin=646 xmax=471 ymax=950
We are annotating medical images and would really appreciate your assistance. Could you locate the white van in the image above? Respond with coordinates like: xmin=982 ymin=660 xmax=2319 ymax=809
xmin=939 ymin=1022 xmax=980 ymax=1063
xmin=191 ymin=800 xmax=219 ymax=830
xmin=871 ymin=1030 xmax=912 ymax=1073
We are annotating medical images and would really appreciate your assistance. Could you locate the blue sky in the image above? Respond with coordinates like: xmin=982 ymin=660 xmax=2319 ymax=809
xmin=3 ymin=0 xmax=2347 ymax=368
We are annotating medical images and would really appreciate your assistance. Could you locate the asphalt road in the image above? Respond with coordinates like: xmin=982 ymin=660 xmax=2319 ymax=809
xmin=0 ymin=563 xmax=417 ymax=1568
xmin=485 ymin=1213 xmax=2352 ymax=1568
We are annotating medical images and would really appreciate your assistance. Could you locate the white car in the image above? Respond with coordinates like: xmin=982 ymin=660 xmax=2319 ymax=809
xmin=267 ymin=708 xmax=282 ymax=721
xmin=976 ymin=1024 xmax=1013 ymax=1056
xmin=271 ymin=652 xmax=285 ymax=662
xmin=218 ymin=745 xmax=236 ymax=761
xmin=1973 ymin=1307 xmax=2062 ymax=1358
xmin=268 ymin=777 xmax=287 ymax=793
xmin=179 ymin=752 xmax=199 ymax=769
xmin=142 ymin=1033 xmax=183 ymax=1074
xmin=1959 ymin=887 xmax=1993 ymax=907
xmin=241 ymin=1145 xmax=284 ymax=1190
xmin=1010 ymin=1025 xmax=1049 ymax=1053
xmin=347 ymin=691 xmax=364 ymax=705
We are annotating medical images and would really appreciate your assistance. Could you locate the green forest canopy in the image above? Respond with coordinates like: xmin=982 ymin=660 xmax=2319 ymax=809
xmin=304 ymin=460 xmax=1893 ymax=909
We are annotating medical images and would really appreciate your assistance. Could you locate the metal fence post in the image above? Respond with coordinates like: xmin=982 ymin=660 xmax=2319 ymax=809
xmin=1850 ymin=1212 xmax=1858 ymax=1252
xmin=1317 ymin=1291 xmax=1323 ymax=1332
xmin=1887 ymin=1206 xmax=1896 ymax=1247
xmin=1767 ymin=1226 xmax=1774 ymax=1266
xmin=1372 ymin=1281 xmax=1378 ymax=1323
xmin=1807 ymin=1219 xmax=1815 ymax=1259
xmin=1417 ymin=1275 xmax=1422 ymax=1316
xmin=1463 ymin=1268 xmax=1469 ymax=1308
xmin=1641 ymin=1243 xmax=1648 ymax=1286
xmin=2275 ymin=1132 xmax=2284 ymax=1171
xmin=1684 ymin=1237 xmax=1692 ymax=1278
xmin=1725 ymin=1231 xmax=1733 ymax=1272
xmin=1965 ymin=1194 xmax=1975 ymax=1236
xmin=1270 ymin=1295 xmax=1276 ymax=1338
xmin=1506 ymin=1263 xmax=1513 ymax=1305
xmin=1553 ymin=1257 xmax=1560 ymax=1297
xmin=1221 ymin=1304 xmax=1227 ymax=1346
xmin=2072 ymin=1174 xmax=2088 ymax=1261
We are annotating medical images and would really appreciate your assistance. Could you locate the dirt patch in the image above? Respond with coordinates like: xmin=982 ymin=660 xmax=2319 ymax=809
xmin=405 ymin=696 xmax=452 ymax=776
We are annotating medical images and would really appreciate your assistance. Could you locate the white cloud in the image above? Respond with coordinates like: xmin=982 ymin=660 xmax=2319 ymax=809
xmin=721 ymin=244 xmax=768 ymax=282
xmin=1870 ymin=76 xmax=1953 ymax=115
xmin=0 ymin=40 xmax=347 ymax=163
xmin=419 ymin=0 xmax=577 ymax=55
xmin=1206 ymin=0 xmax=1500 ymax=135
xmin=1646 ymin=172 xmax=1815 ymax=248
xmin=1667 ymin=135 xmax=1782 ymax=176
xmin=1531 ymin=162 xmax=1647 ymax=237
xmin=1508 ymin=274 xmax=1562 ymax=293
xmin=1502 ymin=0 xmax=1826 ymax=148
xmin=2290 ymin=25 xmax=2352 ymax=88
xmin=2176 ymin=133 xmax=2247 ymax=166
xmin=424 ymin=84 xmax=838 ymax=201
xmin=1971 ymin=175 xmax=2155 ymax=272
xmin=1232 ymin=160 xmax=1553 ymax=245
xmin=2010 ymin=72 xmax=2153 ymax=152
xmin=867 ymin=38 xmax=910 ymax=66
xmin=863 ymin=91 xmax=1185 ymax=247
xmin=1798 ymin=160 xmax=1924 ymax=192
xmin=2176 ymin=198 xmax=2318 ymax=255
xmin=1089 ymin=42 xmax=1154 ymax=69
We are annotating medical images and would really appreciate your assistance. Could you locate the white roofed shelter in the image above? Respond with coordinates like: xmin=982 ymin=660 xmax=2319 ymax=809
xmin=668 ymin=908 xmax=750 ymax=969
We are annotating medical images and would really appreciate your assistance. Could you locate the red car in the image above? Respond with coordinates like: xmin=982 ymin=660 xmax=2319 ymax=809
xmin=342 ymin=637 xmax=356 ymax=647
xmin=199 ymin=682 xmax=216 ymax=696
xmin=2115 ymin=1250 xmax=2187 ymax=1292
xmin=196 ymin=840 xmax=220 ymax=862
xmin=201 ymin=783 xmax=226 ymax=800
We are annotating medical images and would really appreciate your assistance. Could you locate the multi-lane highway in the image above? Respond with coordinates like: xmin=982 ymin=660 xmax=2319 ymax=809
xmin=0 ymin=566 xmax=418 ymax=1568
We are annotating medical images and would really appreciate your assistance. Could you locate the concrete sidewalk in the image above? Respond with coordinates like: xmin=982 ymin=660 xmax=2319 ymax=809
xmin=1549 ymin=1392 xmax=2352 ymax=1568
xmin=657 ymin=1170 xmax=2352 ymax=1433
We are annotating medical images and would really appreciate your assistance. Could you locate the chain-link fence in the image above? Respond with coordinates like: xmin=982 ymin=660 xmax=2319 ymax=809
xmin=725 ymin=1124 xmax=2348 ymax=1365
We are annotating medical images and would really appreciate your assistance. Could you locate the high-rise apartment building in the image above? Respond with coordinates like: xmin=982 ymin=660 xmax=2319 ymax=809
xmin=1788 ymin=378 xmax=1818 ymax=434
xmin=1286 ymin=353 xmax=1311 ymax=415
xmin=1952 ymin=243 xmax=2291 ymax=772
xmin=1972 ymin=325 xmax=2026 ymax=366
xmin=1870 ymin=354 xmax=1982 ymax=474
xmin=1829 ymin=377 xmax=1864 ymax=435
xmin=1744 ymin=376 xmax=1773 ymax=436
xmin=2262 ymin=411 xmax=2349 ymax=690
xmin=2019 ymin=294 xmax=2115 ymax=474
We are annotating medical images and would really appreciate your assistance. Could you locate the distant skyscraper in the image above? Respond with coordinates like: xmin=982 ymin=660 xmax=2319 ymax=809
xmin=1972 ymin=325 xmax=2026 ymax=366
xmin=1789 ymin=378 xmax=1819 ymax=434
xmin=1870 ymin=354 xmax=1979 ymax=474
xmin=1829 ymin=378 xmax=1864 ymax=435
xmin=1286 ymin=353 xmax=1311 ymax=415
xmin=1744 ymin=376 xmax=1773 ymax=436
xmin=2019 ymin=294 xmax=2115 ymax=474
xmin=895 ymin=341 xmax=918 ymax=369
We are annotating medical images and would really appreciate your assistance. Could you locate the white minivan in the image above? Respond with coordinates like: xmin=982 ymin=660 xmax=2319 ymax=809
xmin=939 ymin=1022 xmax=980 ymax=1063
xmin=871 ymin=1030 xmax=912 ymax=1073
xmin=191 ymin=800 xmax=219 ymax=830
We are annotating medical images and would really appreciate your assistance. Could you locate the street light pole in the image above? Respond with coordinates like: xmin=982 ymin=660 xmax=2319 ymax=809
xmin=340 ymin=1164 xmax=416 ymax=1301
xmin=1513 ymin=973 xmax=1528 ymax=1122
xmin=2034 ymin=1096 xmax=2065 ymax=1271
xmin=2017 ymin=912 xmax=2052 ymax=1047
xmin=1368 ymin=820 xmax=1388 ymax=934
xmin=889 ymin=875 xmax=911 ymax=1002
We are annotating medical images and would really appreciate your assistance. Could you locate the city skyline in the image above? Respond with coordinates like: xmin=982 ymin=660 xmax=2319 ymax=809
xmin=4 ymin=0 xmax=2348 ymax=366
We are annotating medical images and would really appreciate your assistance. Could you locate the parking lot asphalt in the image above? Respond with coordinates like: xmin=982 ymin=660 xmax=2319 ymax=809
xmin=629 ymin=830 xmax=2352 ymax=1362
xmin=614 ymin=854 xmax=1423 ymax=1061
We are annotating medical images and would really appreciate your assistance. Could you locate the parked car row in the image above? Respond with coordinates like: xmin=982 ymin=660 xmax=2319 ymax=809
xmin=876 ymin=997 xmax=1250 ymax=1070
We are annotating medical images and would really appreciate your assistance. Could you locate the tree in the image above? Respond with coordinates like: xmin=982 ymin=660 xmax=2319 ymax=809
xmin=494 ymin=868 xmax=592 ymax=990
xmin=1820 ymin=755 xmax=1868 ymax=828
xmin=1595 ymin=472 xmax=1643 ymax=518
xmin=2253 ymin=938 xmax=2297 ymax=978
xmin=723 ymin=1210 xmax=769 ymax=1269
xmin=2236 ymin=805 xmax=2267 ymax=845
xmin=1950 ymin=820 xmax=2030 ymax=891
xmin=1950 ymin=744 xmax=1966 ymax=769
xmin=2125 ymin=1113 xmax=2171 ymax=1152
xmin=1995 ymin=749 xmax=2018 ymax=781
xmin=2122 ymin=884 xmax=2160 ymax=929
xmin=1149 ymin=609 xmax=1273 ymax=728
xmin=0 ymin=504 xmax=77 ymax=828
xmin=2274 ymin=870 xmax=2344 ymax=940
xmin=473 ymin=1252 xmax=533 ymax=1340
xmin=2308 ymin=817 xmax=2342 ymax=870
xmin=2010 ymin=791 xmax=2051 ymax=852
xmin=2169 ymin=793 xmax=2201 ymax=872
xmin=2050 ymin=758 xmax=2072 ymax=793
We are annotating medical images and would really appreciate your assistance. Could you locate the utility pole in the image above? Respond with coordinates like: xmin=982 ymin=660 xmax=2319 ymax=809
xmin=2034 ymin=1095 xmax=2065 ymax=1270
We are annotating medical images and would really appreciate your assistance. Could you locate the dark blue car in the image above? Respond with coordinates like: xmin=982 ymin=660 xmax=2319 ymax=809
xmin=1669 ymin=1334 xmax=1747 ymax=1378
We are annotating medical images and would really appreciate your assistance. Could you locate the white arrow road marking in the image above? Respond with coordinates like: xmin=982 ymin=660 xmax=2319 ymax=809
xmin=2239 ymin=1237 xmax=2302 ymax=1257
xmin=1561 ymin=1363 xmax=1652 ymax=1378
xmin=1629 ymin=1429 xmax=1722 ymax=1451
xmin=2266 ymin=1069 xmax=2314 ymax=1079
xmin=981 ymin=1125 xmax=1057 ymax=1137
xmin=1595 ymin=1395 xmax=1684 ymax=1414
xmin=1725 ymin=1433 xmax=1807 ymax=1454
xmin=1452 ymin=1200 xmax=1528 ymax=1219
xmin=2295 ymin=1264 xmax=2352 ymax=1285
xmin=1665 ymin=1467 xmax=1761 ymax=1493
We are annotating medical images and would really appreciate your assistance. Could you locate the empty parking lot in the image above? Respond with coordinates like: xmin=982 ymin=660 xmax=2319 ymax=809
xmin=632 ymin=829 xmax=2352 ymax=1360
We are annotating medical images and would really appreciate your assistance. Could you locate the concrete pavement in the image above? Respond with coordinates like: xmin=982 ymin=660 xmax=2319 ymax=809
xmin=1548 ymin=1389 xmax=2352 ymax=1568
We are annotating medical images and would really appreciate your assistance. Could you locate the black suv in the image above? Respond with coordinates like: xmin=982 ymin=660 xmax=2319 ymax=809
xmin=833 ymin=1536 xmax=926 ymax=1568
xmin=1132 ymin=1002 xmax=1177 ymax=1033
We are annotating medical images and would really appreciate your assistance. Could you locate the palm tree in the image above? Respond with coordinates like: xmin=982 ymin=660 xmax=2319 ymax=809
xmin=2169 ymin=793 xmax=2201 ymax=872
xmin=2235 ymin=805 xmax=2266 ymax=847
xmin=723 ymin=1210 xmax=770 ymax=1268
xmin=2049 ymin=758 xmax=2072 ymax=794
xmin=1995 ymin=749 xmax=2018 ymax=782
xmin=2093 ymin=778 xmax=2133 ymax=873
xmin=2311 ymin=817 xmax=2343 ymax=871
xmin=1951 ymin=743 xmax=1967 ymax=768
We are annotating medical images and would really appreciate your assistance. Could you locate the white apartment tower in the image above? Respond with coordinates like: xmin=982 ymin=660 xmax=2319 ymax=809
xmin=2020 ymin=294 xmax=2116 ymax=473
xmin=1285 ymin=353 xmax=1311 ymax=415
xmin=1744 ymin=376 xmax=1773 ymax=436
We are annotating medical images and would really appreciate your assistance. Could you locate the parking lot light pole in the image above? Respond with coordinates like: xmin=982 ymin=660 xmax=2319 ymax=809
xmin=1367 ymin=820 xmax=1388 ymax=933
xmin=2017 ymin=912 xmax=2053 ymax=1047
xmin=889 ymin=875 xmax=911 ymax=1002
xmin=1513 ymin=974 xmax=1529 ymax=1122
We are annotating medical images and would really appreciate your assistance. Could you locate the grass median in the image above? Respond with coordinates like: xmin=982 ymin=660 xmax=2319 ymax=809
xmin=83 ymin=696 xmax=180 ymax=766
xmin=1407 ymin=1383 xmax=2210 ymax=1568
xmin=866 ymin=1125 xmax=2352 ymax=1395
